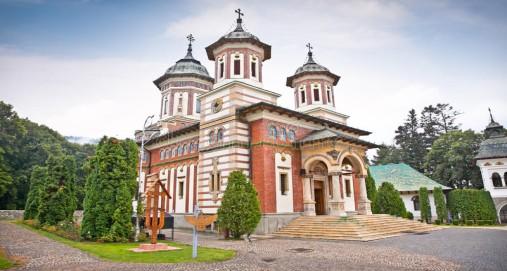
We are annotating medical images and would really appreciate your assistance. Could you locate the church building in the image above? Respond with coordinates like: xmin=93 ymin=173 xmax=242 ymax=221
xmin=137 ymin=10 xmax=377 ymax=233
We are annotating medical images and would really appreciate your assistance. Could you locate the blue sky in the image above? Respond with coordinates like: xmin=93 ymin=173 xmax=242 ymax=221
xmin=0 ymin=0 xmax=506 ymax=146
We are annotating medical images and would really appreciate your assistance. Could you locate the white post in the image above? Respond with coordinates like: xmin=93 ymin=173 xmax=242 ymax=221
xmin=303 ymin=176 xmax=316 ymax=216
xmin=357 ymin=175 xmax=372 ymax=215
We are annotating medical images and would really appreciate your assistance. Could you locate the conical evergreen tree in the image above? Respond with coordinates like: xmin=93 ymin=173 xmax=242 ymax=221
xmin=81 ymin=137 xmax=138 ymax=241
xmin=23 ymin=165 xmax=48 ymax=220
xmin=38 ymin=154 xmax=77 ymax=225
xmin=217 ymin=171 xmax=261 ymax=239
xmin=372 ymin=182 xmax=406 ymax=217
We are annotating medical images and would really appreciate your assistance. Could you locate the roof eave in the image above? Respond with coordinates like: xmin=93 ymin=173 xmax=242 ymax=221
xmin=153 ymin=73 xmax=215 ymax=89
xmin=205 ymin=37 xmax=272 ymax=61
xmin=286 ymin=70 xmax=341 ymax=87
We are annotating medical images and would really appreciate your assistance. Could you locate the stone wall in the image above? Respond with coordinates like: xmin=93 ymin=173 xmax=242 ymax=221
xmin=0 ymin=210 xmax=84 ymax=223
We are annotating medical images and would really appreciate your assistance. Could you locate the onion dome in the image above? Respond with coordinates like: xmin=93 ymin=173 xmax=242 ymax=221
xmin=154 ymin=35 xmax=214 ymax=89
xmin=475 ymin=108 xmax=507 ymax=160
xmin=286 ymin=44 xmax=340 ymax=87
xmin=205 ymin=9 xmax=271 ymax=61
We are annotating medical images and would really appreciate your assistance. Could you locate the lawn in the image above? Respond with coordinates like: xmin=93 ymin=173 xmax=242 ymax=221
xmin=16 ymin=222 xmax=235 ymax=264
xmin=0 ymin=249 xmax=14 ymax=270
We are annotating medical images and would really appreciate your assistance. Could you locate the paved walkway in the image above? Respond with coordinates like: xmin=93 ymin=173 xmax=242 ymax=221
xmin=0 ymin=220 xmax=479 ymax=271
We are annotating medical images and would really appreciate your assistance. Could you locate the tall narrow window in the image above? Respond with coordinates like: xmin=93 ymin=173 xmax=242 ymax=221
xmin=412 ymin=196 xmax=420 ymax=211
xmin=328 ymin=176 xmax=333 ymax=197
xmin=217 ymin=129 xmax=224 ymax=142
xmin=251 ymin=56 xmax=257 ymax=78
xmin=178 ymin=180 xmax=184 ymax=199
xmin=183 ymin=144 xmax=188 ymax=154
xmin=492 ymin=172 xmax=502 ymax=187
xmin=163 ymin=96 xmax=168 ymax=114
xmin=505 ymin=172 xmax=507 ymax=186
xmin=178 ymin=145 xmax=183 ymax=156
xmin=280 ymin=173 xmax=288 ymax=195
xmin=326 ymin=86 xmax=331 ymax=103
xmin=219 ymin=61 xmax=225 ymax=78
xmin=300 ymin=90 xmax=306 ymax=103
xmin=313 ymin=88 xmax=320 ymax=102
xmin=234 ymin=58 xmax=241 ymax=75
xmin=208 ymin=131 xmax=215 ymax=144
xmin=280 ymin=128 xmax=287 ymax=141
xmin=268 ymin=126 xmax=277 ymax=138
xmin=345 ymin=179 xmax=351 ymax=197
xmin=177 ymin=94 xmax=183 ymax=113
xmin=196 ymin=100 xmax=201 ymax=113
xmin=160 ymin=150 xmax=165 ymax=160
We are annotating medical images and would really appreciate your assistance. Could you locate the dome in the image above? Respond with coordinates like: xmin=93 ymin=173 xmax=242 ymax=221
xmin=286 ymin=50 xmax=340 ymax=87
xmin=205 ymin=15 xmax=271 ymax=61
xmin=154 ymin=43 xmax=214 ymax=88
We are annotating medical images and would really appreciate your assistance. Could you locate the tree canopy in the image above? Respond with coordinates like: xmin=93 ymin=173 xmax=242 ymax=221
xmin=0 ymin=100 xmax=95 ymax=209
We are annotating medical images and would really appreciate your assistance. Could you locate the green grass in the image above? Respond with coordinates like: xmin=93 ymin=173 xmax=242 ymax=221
xmin=16 ymin=222 xmax=235 ymax=263
xmin=0 ymin=249 xmax=14 ymax=270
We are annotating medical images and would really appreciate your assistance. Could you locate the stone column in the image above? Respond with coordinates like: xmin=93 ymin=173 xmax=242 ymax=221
xmin=357 ymin=175 xmax=372 ymax=215
xmin=329 ymin=173 xmax=346 ymax=217
xmin=303 ymin=176 xmax=316 ymax=216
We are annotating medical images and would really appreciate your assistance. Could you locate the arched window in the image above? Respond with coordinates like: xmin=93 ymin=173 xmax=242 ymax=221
xmin=217 ymin=129 xmax=224 ymax=142
xmin=313 ymin=86 xmax=320 ymax=102
xmin=177 ymin=145 xmax=183 ymax=156
xmin=288 ymin=130 xmax=296 ymax=141
xmin=268 ymin=126 xmax=277 ymax=139
xmin=163 ymin=96 xmax=168 ymax=115
xmin=189 ymin=142 xmax=194 ymax=152
xmin=160 ymin=150 xmax=165 ymax=160
xmin=183 ymin=144 xmax=188 ymax=154
xmin=280 ymin=128 xmax=287 ymax=141
xmin=505 ymin=172 xmax=507 ymax=186
xmin=165 ymin=149 xmax=171 ymax=159
xmin=492 ymin=172 xmax=503 ymax=187
xmin=208 ymin=131 xmax=215 ymax=144
xmin=412 ymin=196 xmax=420 ymax=211
xmin=173 ymin=148 xmax=177 ymax=157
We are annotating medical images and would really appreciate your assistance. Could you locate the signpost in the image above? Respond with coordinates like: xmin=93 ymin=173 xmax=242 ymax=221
xmin=185 ymin=205 xmax=217 ymax=258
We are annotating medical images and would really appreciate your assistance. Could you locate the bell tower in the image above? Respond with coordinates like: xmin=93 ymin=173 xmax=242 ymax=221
xmin=286 ymin=44 xmax=348 ymax=124
xmin=205 ymin=8 xmax=271 ymax=88
xmin=153 ymin=34 xmax=214 ymax=130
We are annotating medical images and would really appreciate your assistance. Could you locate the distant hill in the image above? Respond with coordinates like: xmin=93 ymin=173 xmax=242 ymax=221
xmin=65 ymin=136 xmax=99 ymax=145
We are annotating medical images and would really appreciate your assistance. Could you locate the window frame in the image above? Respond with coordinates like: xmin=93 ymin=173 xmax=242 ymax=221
xmin=280 ymin=172 xmax=289 ymax=195
xmin=492 ymin=172 xmax=503 ymax=187
xmin=412 ymin=195 xmax=420 ymax=211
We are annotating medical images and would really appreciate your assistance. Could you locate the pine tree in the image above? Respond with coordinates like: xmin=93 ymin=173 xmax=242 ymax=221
xmin=365 ymin=169 xmax=377 ymax=201
xmin=38 ymin=155 xmax=77 ymax=225
xmin=217 ymin=171 xmax=261 ymax=239
xmin=23 ymin=166 xmax=48 ymax=220
xmin=435 ymin=103 xmax=461 ymax=133
xmin=372 ymin=182 xmax=406 ymax=217
xmin=372 ymin=144 xmax=403 ymax=165
xmin=433 ymin=187 xmax=447 ymax=224
xmin=419 ymin=187 xmax=431 ymax=223
xmin=81 ymin=137 xmax=138 ymax=241
xmin=394 ymin=109 xmax=426 ymax=171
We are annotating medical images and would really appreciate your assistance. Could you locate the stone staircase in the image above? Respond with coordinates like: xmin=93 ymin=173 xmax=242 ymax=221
xmin=274 ymin=214 xmax=440 ymax=241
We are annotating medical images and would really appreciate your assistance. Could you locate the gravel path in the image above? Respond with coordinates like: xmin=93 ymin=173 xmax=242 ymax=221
xmin=0 ymin=221 xmax=462 ymax=271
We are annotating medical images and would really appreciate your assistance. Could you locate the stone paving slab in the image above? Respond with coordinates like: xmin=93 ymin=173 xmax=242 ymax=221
xmin=0 ymin=221 xmax=461 ymax=271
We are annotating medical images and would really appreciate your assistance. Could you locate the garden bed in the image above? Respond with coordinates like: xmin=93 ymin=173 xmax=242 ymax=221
xmin=16 ymin=221 xmax=235 ymax=263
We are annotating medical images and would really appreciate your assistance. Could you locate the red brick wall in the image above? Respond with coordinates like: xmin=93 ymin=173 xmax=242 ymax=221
xmin=353 ymin=174 xmax=360 ymax=210
xmin=249 ymin=118 xmax=312 ymax=213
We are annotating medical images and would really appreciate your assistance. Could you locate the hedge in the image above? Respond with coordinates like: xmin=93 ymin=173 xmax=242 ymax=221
xmin=447 ymin=189 xmax=497 ymax=225
xmin=419 ymin=187 xmax=431 ymax=223
xmin=433 ymin=187 xmax=447 ymax=224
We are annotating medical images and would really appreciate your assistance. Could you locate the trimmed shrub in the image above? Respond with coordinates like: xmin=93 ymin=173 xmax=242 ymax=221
xmin=372 ymin=182 xmax=406 ymax=217
xmin=217 ymin=171 xmax=261 ymax=239
xmin=405 ymin=211 xmax=414 ymax=220
xmin=419 ymin=187 xmax=431 ymax=223
xmin=434 ymin=187 xmax=447 ymax=223
xmin=448 ymin=189 xmax=497 ymax=225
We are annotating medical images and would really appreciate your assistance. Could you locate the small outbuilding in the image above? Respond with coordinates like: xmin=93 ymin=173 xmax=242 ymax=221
xmin=369 ymin=163 xmax=451 ymax=220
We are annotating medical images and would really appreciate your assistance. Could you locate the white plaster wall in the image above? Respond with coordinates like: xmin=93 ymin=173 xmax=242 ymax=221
xmin=401 ymin=192 xmax=438 ymax=220
xmin=477 ymin=158 xmax=507 ymax=198
xmin=188 ymin=164 xmax=195 ymax=213
xmin=175 ymin=165 xmax=187 ymax=214
xmin=275 ymin=153 xmax=294 ymax=213
xmin=168 ymin=168 xmax=175 ymax=213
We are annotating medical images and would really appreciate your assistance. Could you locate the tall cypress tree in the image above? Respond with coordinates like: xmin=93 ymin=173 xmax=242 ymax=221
xmin=23 ymin=166 xmax=48 ymax=220
xmin=38 ymin=155 xmax=77 ymax=225
xmin=81 ymin=137 xmax=138 ymax=242
xmin=418 ymin=187 xmax=431 ymax=223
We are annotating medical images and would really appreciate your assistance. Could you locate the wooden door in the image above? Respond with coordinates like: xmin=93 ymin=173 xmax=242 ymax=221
xmin=314 ymin=188 xmax=325 ymax=215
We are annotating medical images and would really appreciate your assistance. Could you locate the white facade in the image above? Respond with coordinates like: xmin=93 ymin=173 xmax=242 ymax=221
xmin=477 ymin=157 xmax=507 ymax=223
xmin=401 ymin=192 xmax=438 ymax=220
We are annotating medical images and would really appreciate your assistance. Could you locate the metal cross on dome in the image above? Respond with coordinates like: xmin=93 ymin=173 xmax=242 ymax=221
xmin=306 ymin=43 xmax=313 ymax=53
xmin=187 ymin=34 xmax=195 ymax=45
xmin=235 ymin=8 xmax=244 ymax=20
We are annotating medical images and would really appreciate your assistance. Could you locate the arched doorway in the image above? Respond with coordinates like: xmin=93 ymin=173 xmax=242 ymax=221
xmin=338 ymin=152 xmax=371 ymax=215
xmin=341 ymin=158 xmax=356 ymax=212
xmin=500 ymin=204 xmax=507 ymax=224
xmin=310 ymin=161 xmax=328 ymax=215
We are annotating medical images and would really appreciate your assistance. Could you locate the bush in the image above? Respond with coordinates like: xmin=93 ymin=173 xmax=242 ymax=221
xmin=405 ymin=211 xmax=414 ymax=220
xmin=448 ymin=189 xmax=497 ymax=225
xmin=434 ymin=187 xmax=447 ymax=224
xmin=217 ymin=171 xmax=261 ymax=239
xmin=419 ymin=187 xmax=431 ymax=223
xmin=372 ymin=182 xmax=406 ymax=217
xmin=366 ymin=170 xmax=377 ymax=202
xmin=434 ymin=219 xmax=441 ymax=225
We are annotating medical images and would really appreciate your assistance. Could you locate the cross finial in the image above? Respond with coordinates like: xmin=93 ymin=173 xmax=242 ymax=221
xmin=306 ymin=42 xmax=313 ymax=53
xmin=186 ymin=34 xmax=195 ymax=45
xmin=235 ymin=8 xmax=244 ymax=20
xmin=488 ymin=107 xmax=495 ymax=123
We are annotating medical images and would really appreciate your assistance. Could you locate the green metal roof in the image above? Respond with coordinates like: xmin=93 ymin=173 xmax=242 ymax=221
xmin=369 ymin=163 xmax=451 ymax=192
